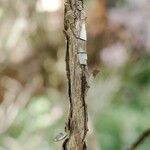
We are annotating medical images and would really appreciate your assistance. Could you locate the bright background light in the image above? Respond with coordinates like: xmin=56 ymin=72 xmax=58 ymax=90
xmin=36 ymin=0 xmax=61 ymax=12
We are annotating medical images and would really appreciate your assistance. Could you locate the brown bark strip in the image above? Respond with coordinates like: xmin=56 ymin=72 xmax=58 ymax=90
xmin=63 ymin=0 xmax=89 ymax=149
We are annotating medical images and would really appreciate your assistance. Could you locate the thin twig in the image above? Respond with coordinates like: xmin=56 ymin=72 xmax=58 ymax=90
xmin=128 ymin=129 xmax=150 ymax=150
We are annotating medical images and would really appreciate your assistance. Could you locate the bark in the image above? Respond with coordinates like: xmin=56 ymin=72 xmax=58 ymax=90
xmin=63 ymin=0 xmax=89 ymax=150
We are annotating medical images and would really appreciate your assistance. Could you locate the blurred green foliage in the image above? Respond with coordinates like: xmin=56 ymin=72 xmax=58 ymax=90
xmin=94 ymin=55 xmax=150 ymax=150
xmin=0 ymin=93 xmax=66 ymax=150
xmin=0 ymin=0 xmax=150 ymax=150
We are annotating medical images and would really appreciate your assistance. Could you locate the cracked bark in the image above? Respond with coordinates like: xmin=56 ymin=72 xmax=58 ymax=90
xmin=63 ymin=0 xmax=89 ymax=150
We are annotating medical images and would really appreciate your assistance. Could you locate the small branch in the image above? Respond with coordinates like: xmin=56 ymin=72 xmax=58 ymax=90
xmin=63 ymin=0 xmax=89 ymax=149
xmin=128 ymin=129 xmax=150 ymax=150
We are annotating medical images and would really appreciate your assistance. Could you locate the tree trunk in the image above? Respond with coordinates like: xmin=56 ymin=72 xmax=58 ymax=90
xmin=63 ymin=0 xmax=89 ymax=149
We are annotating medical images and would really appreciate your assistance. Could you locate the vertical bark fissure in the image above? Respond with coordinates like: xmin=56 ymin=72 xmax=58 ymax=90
xmin=65 ymin=38 xmax=72 ymax=132
xmin=63 ymin=0 xmax=89 ymax=149
xmin=81 ymin=65 xmax=89 ymax=142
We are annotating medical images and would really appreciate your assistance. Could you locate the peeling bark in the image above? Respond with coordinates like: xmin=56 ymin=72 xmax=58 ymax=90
xmin=63 ymin=0 xmax=89 ymax=149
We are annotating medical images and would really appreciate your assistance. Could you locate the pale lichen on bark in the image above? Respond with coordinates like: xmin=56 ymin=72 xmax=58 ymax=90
xmin=63 ymin=0 xmax=89 ymax=150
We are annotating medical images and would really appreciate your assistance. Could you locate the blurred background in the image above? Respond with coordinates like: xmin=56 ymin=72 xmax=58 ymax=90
xmin=0 ymin=0 xmax=150 ymax=149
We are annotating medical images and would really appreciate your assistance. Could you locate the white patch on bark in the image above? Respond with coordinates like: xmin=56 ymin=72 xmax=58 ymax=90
xmin=80 ymin=22 xmax=87 ymax=41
